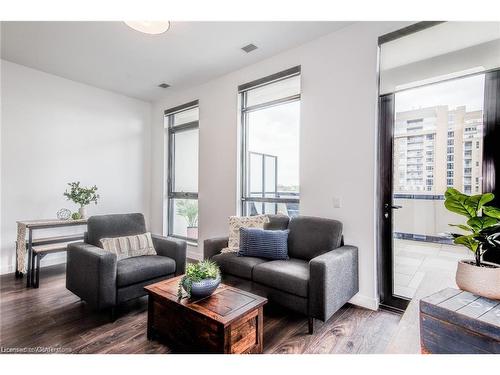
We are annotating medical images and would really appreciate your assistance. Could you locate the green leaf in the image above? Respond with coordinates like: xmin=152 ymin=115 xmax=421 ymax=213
xmin=449 ymin=224 xmax=473 ymax=233
xmin=444 ymin=187 xmax=461 ymax=199
xmin=444 ymin=192 xmax=476 ymax=218
xmin=466 ymin=193 xmax=495 ymax=213
xmin=467 ymin=216 xmax=499 ymax=232
xmin=483 ymin=206 xmax=500 ymax=219
xmin=453 ymin=234 xmax=479 ymax=252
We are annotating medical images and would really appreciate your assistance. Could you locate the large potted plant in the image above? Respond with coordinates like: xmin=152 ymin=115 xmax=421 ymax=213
xmin=177 ymin=260 xmax=221 ymax=299
xmin=444 ymin=188 xmax=500 ymax=299
xmin=63 ymin=181 xmax=99 ymax=219
xmin=176 ymin=200 xmax=198 ymax=239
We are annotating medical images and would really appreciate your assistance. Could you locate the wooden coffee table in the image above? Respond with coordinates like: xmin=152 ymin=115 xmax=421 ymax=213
xmin=144 ymin=275 xmax=268 ymax=353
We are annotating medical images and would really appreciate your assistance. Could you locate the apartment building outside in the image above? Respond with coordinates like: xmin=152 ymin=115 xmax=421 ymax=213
xmin=393 ymin=105 xmax=483 ymax=197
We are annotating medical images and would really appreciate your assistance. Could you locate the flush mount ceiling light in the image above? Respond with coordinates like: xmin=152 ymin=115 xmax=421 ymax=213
xmin=124 ymin=21 xmax=170 ymax=35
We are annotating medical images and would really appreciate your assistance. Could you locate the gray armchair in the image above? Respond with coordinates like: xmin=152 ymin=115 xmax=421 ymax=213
xmin=66 ymin=213 xmax=186 ymax=316
xmin=205 ymin=215 xmax=359 ymax=334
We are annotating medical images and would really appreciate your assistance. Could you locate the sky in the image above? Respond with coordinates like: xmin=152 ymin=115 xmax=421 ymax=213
xmin=395 ymin=74 xmax=485 ymax=113
xmin=247 ymin=100 xmax=300 ymax=189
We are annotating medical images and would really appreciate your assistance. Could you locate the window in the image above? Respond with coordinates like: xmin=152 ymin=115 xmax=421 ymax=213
xmin=447 ymin=171 xmax=454 ymax=178
xmin=447 ymin=146 xmax=454 ymax=154
xmin=447 ymin=131 xmax=454 ymax=138
xmin=447 ymin=139 xmax=454 ymax=146
xmin=447 ymin=163 xmax=454 ymax=170
xmin=165 ymin=101 xmax=199 ymax=242
xmin=240 ymin=66 xmax=301 ymax=216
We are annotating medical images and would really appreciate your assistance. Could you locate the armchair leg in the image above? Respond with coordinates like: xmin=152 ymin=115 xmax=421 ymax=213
xmin=308 ymin=317 xmax=314 ymax=334
xmin=109 ymin=307 xmax=117 ymax=322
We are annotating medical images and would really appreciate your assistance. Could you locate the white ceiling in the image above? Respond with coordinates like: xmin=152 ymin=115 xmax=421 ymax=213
xmin=1 ymin=21 xmax=351 ymax=101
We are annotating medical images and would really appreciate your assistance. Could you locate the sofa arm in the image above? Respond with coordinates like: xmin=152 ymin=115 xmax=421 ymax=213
xmin=66 ymin=242 xmax=117 ymax=310
xmin=309 ymin=245 xmax=359 ymax=321
xmin=151 ymin=234 xmax=187 ymax=276
xmin=204 ymin=236 xmax=229 ymax=259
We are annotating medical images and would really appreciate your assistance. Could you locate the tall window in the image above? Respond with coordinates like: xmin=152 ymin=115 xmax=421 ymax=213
xmin=165 ymin=101 xmax=199 ymax=242
xmin=239 ymin=66 xmax=301 ymax=216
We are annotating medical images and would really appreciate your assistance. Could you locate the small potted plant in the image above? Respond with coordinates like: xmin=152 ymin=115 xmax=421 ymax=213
xmin=444 ymin=188 xmax=500 ymax=299
xmin=63 ymin=181 xmax=100 ymax=219
xmin=178 ymin=260 xmax=221 ymax=299
xmin=176 ymin=200 xmax=198 ymax=239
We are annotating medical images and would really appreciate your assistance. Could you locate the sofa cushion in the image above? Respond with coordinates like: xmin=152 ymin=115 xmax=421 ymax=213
xmin=288 ymin=216 xmax=343 ymax=260
xmin=253 ymin=259 xmax=310 ymax=298
xmin=212 ymin=252 xmax=268 ymax=280
xmin=264 ymin=214 xmax=290 ymax=230
xmin=221 ymin=215 xmax=270 ymax=253
xmin=239 ymin=228 xmax=289 ymax=260
xmin=87 ymin=213 xmax=147 ymax=247
xmin=116 ymin=255 xmax=175 ymax=287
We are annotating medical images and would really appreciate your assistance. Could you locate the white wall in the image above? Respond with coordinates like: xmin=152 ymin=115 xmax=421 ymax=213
xmin=0 ymin=60 xmax=152 ymax=274
xmin=151 ymin=22 xmax=411 ymax=310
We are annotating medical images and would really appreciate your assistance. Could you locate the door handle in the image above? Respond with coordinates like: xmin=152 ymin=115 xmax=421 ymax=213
xmin=384 ymin=204 xmax=402 ymax=210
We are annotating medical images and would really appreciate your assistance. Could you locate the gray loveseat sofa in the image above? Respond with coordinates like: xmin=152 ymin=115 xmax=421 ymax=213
xmin=66 ymin=213 xmax=186 ymax=317
xmin=204 ymin=215 xmax=358 ymax=334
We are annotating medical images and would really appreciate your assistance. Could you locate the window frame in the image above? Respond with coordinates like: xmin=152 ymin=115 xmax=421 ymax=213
xmin=165 ymin=100 xmax=199 ymax=243
xmin=239 ymin=66 xmax=301 ymax=216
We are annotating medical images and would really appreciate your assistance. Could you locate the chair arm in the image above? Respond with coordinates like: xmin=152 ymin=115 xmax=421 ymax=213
xmin=203 ymin=236 xmax=229 ymax=259
xmin=309 ymin=245 xmax=359 ymax=321
xmin=66 ymin=242 xmax=117 ymax=310
xmin=151 ymin=234 xmax=187 ymax=276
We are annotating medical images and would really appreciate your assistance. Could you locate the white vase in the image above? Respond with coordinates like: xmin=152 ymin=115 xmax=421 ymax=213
xmin=78 ymin=206 xmax=87 ymax=219
xmin=456 ymin=259 xmax=500 ymax=300
xmin=187 ymin=227 xmax=198 ymax=239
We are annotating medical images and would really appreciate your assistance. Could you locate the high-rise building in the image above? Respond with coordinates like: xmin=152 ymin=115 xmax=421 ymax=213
xmin=393 ymin=105 xmax=483 ymax=195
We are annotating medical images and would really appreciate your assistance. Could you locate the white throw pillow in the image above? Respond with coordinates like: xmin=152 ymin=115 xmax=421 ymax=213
xmin=221 ymin=215 xmax=270 ymax=253
xmin=100 ymin=232 xmax=157 ymax=260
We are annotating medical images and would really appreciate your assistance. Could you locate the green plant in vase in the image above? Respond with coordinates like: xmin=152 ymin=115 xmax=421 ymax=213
xmin=64 ymin=181 xmax=100 ymax=219
xmin=444 ymin=188 xmax=500 ymax=266
xmin=177 ymin=260 xmax=220 ymax=299
xmin=176 ymin=199 xmax=198 ymax=239
xmin=444 ymin=188 xmax=500 ymax=299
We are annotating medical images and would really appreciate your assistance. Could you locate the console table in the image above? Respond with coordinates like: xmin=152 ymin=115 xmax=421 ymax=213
xmin=16 ymin=219 xmax=87 ymax=288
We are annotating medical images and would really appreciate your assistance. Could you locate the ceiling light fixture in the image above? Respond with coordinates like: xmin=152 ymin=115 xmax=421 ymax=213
xmin=124 ymin=21 xmax=170 ymax=35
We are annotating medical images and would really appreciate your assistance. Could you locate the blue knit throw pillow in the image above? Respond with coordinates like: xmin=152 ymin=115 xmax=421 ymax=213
xmin=238 ymin=227 xmax=289 ymax=260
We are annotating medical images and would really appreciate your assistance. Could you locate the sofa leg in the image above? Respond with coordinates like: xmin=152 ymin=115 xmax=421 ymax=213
xmin=308 ymin=317 xmax=314 ymax=334
xmin=109 ymin=307 xmax=117 ymax=322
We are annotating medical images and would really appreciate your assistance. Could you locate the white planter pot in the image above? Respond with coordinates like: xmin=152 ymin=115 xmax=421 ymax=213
xmin=187 ymin=226 xmax=198 ymax=239
xmin=78 ymin=206 xmax=87 ymax=219
xmin=456 ymin=259 xmax=500 ymax=300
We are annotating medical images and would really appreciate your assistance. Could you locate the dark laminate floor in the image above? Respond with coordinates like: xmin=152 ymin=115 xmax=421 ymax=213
xmin=0 ymin=264 xmax=401 ymax=354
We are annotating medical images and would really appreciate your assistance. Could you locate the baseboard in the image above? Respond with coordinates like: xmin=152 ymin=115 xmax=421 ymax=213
xmin=0 ymin=254 xmax=67 ymax=276
xmin=349 ymin=293 xmax=379 ymax=311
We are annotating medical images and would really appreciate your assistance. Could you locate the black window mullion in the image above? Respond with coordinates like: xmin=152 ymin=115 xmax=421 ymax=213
xmin=483 ymin=69 xmax=500 ymax=206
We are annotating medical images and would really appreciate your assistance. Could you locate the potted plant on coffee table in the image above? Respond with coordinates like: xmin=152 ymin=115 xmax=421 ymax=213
xmin=176 ymin=199 xmax=198 ymax=239
xmin=63 ymin=181 xmax=100 ymax=219
xmin=177 ymin=260 xmax=221 ymax=300
xmin=444 ymin=188 xmax=500 ymax=299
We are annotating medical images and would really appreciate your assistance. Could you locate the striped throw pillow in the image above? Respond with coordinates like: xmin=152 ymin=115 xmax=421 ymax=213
xmin=238 ymin=227 xmax=289 ymax=260
xmin=100 ymin=232 xmax=156 ymax=260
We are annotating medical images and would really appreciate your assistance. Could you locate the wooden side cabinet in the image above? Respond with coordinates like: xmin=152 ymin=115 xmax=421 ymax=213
xmin=419 ymin=288 xmax=500 ymax=354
